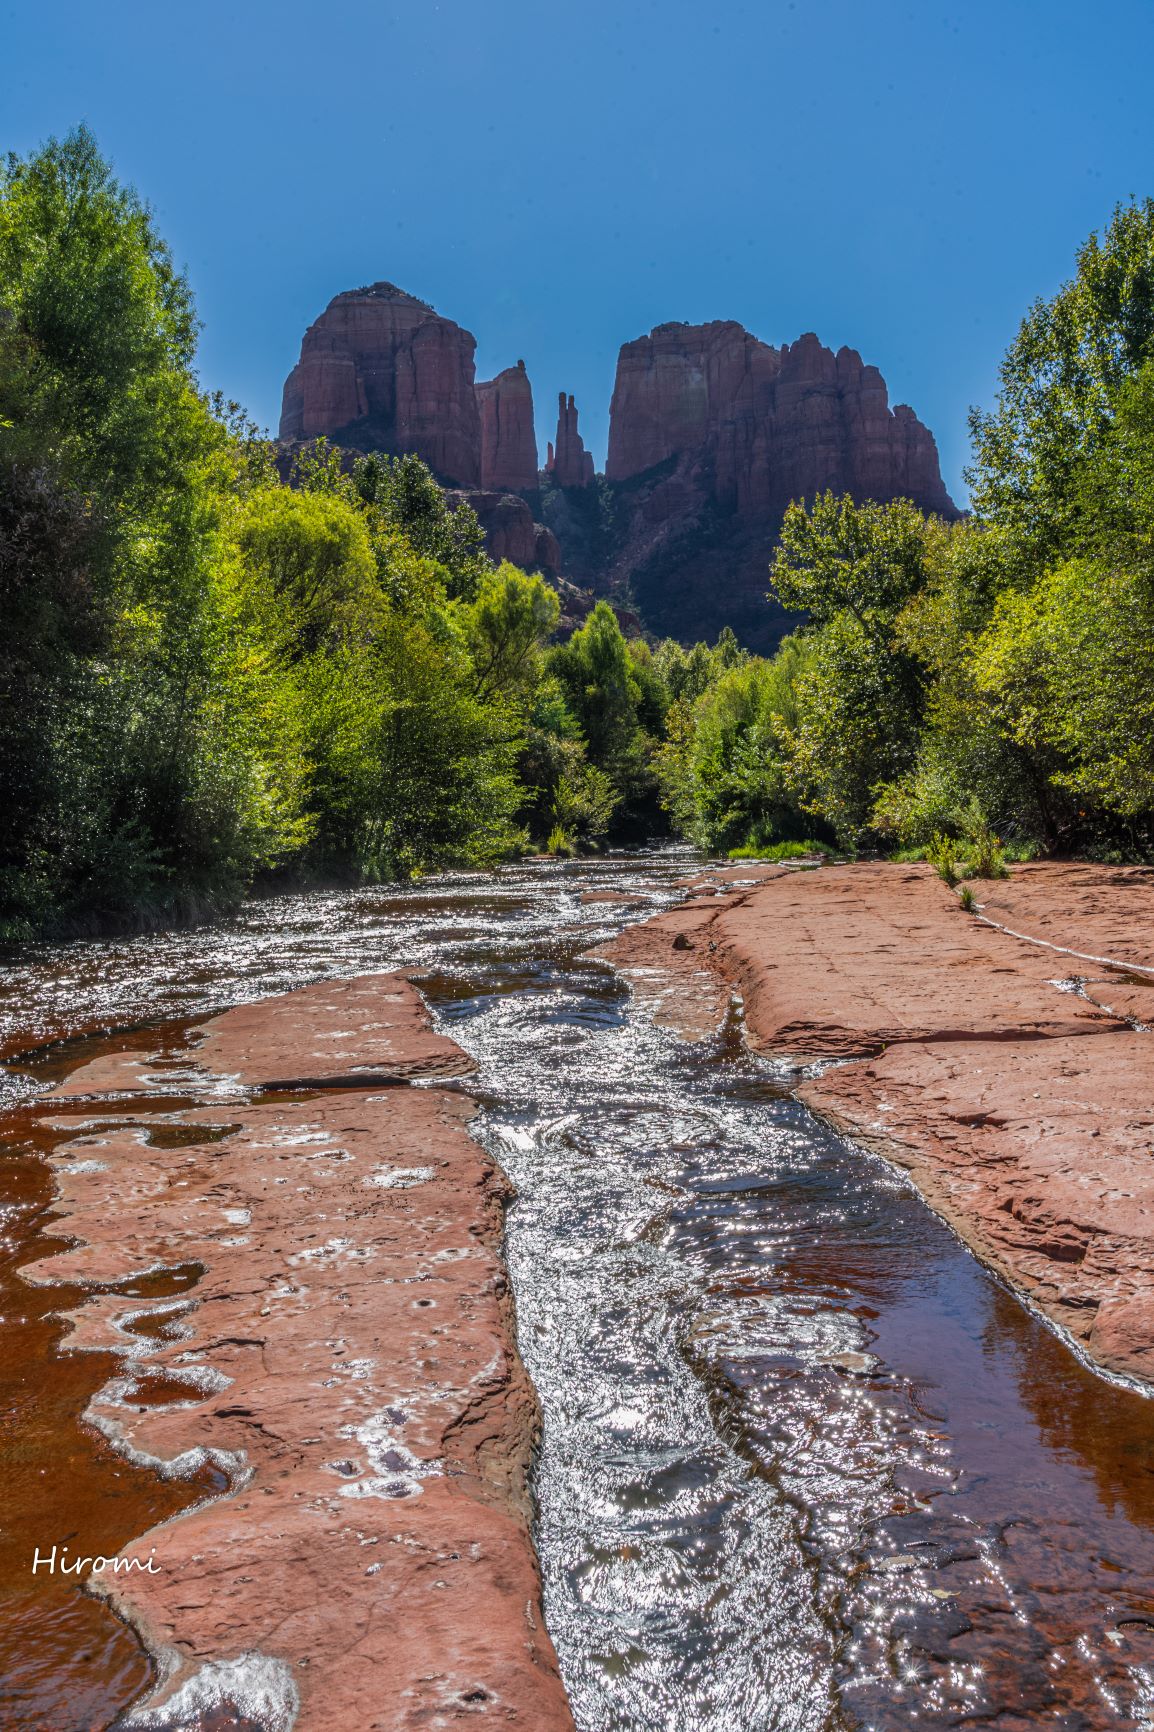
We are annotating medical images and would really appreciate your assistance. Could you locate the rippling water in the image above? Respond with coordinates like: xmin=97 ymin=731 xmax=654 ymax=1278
xmin=3 ymin=852 xmax=1154 ymax=1729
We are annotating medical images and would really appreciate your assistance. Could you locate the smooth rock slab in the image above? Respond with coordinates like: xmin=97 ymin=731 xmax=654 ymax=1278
xmin=29 ymin=974 xmax=571 ymax=1731
xmin=602 ymin=863 xmax=1154 ymax=1386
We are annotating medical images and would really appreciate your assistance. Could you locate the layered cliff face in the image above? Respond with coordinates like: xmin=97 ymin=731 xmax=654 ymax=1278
xmin=477 ymin=361 xmax=539 ymax=493
xmin=280 ymin=286 xmax=559 ymax=573
xmin=596 ymin=319 xmax=957 ymax=648
xmin=606 ymin=320 xmax=954 ymax=519
xmin=279 ymin=282 xmax=483 ymax=487
xmin=453 ymin=491 xmax=561 ymax=577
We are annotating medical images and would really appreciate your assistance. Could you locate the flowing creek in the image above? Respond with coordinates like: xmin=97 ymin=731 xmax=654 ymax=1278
xmin=2 ymin=852 xmax=1154 ymax=1730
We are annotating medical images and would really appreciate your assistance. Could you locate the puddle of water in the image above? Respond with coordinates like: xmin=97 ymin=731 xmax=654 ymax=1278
xmin=0 ymin=1109 xmax=224 ymax=1729
xmin=1 ymin=851 xmax=1154 ymax=1729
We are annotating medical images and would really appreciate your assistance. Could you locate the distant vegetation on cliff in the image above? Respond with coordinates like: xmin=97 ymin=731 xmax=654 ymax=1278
xmin=2 ymin=129 xmax=1152 ymax=935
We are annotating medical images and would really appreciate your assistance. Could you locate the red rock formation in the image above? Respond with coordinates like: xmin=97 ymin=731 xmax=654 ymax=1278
xmin=452 ymin=490 xmax=561 ymax=575
xmin=547 ymin=392 xmax=595 ymax=488
xmin=279 ymin=282 xmax=482 ymax=486
xmin=276 ymin=286 xmax=961 ymax=647
xmin=591 ymin=319 xmax=957 ymax=647
xmin=606 ymin=319 xmax=955 ymax=519
xmin=476 ymin=360 xmax=539 ymax=493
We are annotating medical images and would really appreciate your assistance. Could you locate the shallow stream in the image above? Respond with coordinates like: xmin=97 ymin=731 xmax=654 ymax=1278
xmin=2 ymin=852 xmax=1154 ymax=1729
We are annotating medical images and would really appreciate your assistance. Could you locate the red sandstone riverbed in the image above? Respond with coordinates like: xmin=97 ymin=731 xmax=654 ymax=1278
xmin=6 ymin=856 xmax=1154 ymax=1731
xmin=601 ymin=859 xmax=1154 ymax=1387
xmin=9 ymin=973 xmax=571 ymax=1731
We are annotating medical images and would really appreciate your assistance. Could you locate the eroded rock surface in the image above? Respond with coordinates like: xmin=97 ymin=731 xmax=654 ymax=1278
xmin=279 ymin=283 xmax=483 ymax=487
xmin=477 ymin=361 xmax=539 ymax=494
xmin=606 ymin=322 xmax=955 ymax=516
xmin=276 ymin=283 xmax=967 ymax=651
xmin=600 ymin=862 xmax=1154 ymax=1385
xmin=601 ymin=320 xmax=958 ymax=649
xmin=545 ymin=393 xmax=594 ymax=488
xmin=28 ymin=975 xmax=572 ymax=1731
xmin=451 ymin=489 xmax=561 ymax=576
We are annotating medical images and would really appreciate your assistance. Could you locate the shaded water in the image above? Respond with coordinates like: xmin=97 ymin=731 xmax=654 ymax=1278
xmin=2 ymin=853 xmax=1154 ymax=1729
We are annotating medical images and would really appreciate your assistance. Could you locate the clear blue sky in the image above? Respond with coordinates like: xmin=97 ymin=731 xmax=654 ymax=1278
xmin=5 ymin=0 xmax=1153 ymax=502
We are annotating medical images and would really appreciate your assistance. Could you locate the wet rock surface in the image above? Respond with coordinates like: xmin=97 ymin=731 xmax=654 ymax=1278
xmin=6 ymin=857 xmax=1154 ymax=1732
xmin=16 ymin=975 xmax=571 ymax=1731
xmin=602 ymin=859 xmax=1154 ymax=1386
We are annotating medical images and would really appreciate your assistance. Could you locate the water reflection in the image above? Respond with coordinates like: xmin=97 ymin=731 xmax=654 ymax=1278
xmin=1 ymin=852 xmax=1153 ymax=1728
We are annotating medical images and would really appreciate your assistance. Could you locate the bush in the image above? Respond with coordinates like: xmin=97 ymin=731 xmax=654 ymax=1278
xmin=926 ymin=832 xmax=960 ymax=886
xmin=966 ymin=817 xmax=1010 ymax=880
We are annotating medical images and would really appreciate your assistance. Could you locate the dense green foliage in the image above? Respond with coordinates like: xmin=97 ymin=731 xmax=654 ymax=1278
xmin=4 ymin=132 xmax=1152 ymax=932
xmin=0 ymin=131 xmax=656 ymax=934
xmin=658 ymin=200 xmax=1154 ymax=864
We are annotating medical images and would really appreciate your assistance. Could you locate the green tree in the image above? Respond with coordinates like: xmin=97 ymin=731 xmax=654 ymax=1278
xmin=233 ymin=485 xmax=381 ymax=659
xmin=463 ymin=562 xmax=560 ymax=704
xmin=768 ymin=495 xmax=934 ymax=841
xmin=550 ymin=602 xmax=642 ymax=765
xmin=548 ymin=601 xmax=662 ymax=830
xmin=656 ymin=637 xmax=816 ymax=851
xmin=352 ymin=451 xmax=489 ymax=601
xmin=967 ymin=199 xmax=1154 ymax=563
xmin=0 ymin=127 xmax=283 ymax=927
xmin=972 ymin=559 xmax=1154 ymax=827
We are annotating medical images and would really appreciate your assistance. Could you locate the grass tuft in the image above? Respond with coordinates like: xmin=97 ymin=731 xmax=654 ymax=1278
xmin=727 ymin=838 xmax=835 ymax=862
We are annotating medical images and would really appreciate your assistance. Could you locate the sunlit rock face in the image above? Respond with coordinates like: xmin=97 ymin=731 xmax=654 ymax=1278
xmin=280 ymin=286 xmax=560 ymax=570
xmin=606 ymin=319 xmax=955 ymax=519
xmin=279 ymin=287 xmax=959 ymax=648
xmin=477 ymin=361 xmax=539 ymax=494
xmin=451 ymin=490 xmax=561 ymax=575
xmin=279 ymin=282 xmax=484 ymax=487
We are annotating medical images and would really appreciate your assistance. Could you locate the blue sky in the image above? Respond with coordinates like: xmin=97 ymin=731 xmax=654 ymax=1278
xmin=5 ymin=0 xmax=1153 ymax=502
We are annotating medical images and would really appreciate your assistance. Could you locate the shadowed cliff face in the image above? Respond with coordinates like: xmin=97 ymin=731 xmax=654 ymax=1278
xmin=546 ymin=392 xmax=595 ymax=488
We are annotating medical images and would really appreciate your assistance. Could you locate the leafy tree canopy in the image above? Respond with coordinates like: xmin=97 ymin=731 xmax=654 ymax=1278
xmin=967 ymin=198 xmax=1154 ymax=562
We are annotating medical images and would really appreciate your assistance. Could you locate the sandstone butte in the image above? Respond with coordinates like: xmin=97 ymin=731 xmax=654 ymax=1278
xmin=475 ymin=361 xmax=539 ymax=495
xmin=598 ymin=321 xmax=959 ymax=649
xmin=278 ymin=283 xmax=560 ymax=581
xmin=24 ymin=974 xmax=573 ymax=1732
xmin=606 ymin=321 xmax=955 ymax=518
xmin=275 ymin=283 xmax=959 ymax=649
xmin=280 ymin=284 xmax=484 ymax=488
xmin=597 ymin=860 xmax=1154 ymax=1389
